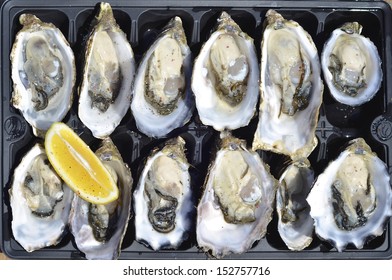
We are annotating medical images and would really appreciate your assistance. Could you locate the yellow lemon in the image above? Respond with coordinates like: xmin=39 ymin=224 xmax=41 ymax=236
xmin=45 ymin=122 xmax=119 ymax=204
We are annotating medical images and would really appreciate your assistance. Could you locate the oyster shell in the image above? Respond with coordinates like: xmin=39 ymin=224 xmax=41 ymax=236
xmin=9 ymin=143 xmax=73 ymax=252
xmin=133 ymin=137 xmax=193 ymax=250
xmin=252 ymin=10 xmax=323 ymax=160
xmin=276 ymin=160 xmax=314 ymax=251
xmin=307 ymin=138 xmax=392 ymax=251
xmin=10 ymin=14 xmax=75 ymax=137
xmin=192 ymin=12 xmax=259 ymax=131
xmin=197 ymin=133 xmax=277 ymax=258
xmin=78 ymin=2 xmax=135 ymax=139
xmin=321 ymin=22 xmax=382 ymax=106
xmin=69 ymin=138 xmax=133 ymax=259
xmin=131 ymin=17 xmax=193 ymax=138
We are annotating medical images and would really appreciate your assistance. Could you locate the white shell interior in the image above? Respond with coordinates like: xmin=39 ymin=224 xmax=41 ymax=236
xmin=69 ymin=140 xmax=133 ymax=260
xmin=11 ymin=28 xmax=75 ymax=135
xmin=131 ymin=20 xmax=193 ymax=138
xmin=9 ymin=144 xmax=73 ymax=252
xmin=79 ymin=30 xmax=135 ymax=139
xmin=321 ymin=28 xmax=382 ymax=106
xmin=133 ymin=147 xmax=193 ymax=250
xmin=192 ymin=24 xmax=259 ymax=131
xmin=197 ymin=144 xmax=276 ymax=257
xmin=277 ymin=162 xmax=314 ymax=251
xmin=307 ymin=140 xmax=392 ymax=252
xmin=253 ymin=18 xmax=323 ymax=160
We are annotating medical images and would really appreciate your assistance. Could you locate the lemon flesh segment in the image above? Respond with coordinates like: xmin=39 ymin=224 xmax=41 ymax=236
xmin=45 ymin=122 xmax=119 ymax=205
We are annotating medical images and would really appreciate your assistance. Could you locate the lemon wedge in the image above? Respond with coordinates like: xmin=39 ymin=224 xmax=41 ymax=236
xmin=45 ymin=122 xmax=119 ymax=204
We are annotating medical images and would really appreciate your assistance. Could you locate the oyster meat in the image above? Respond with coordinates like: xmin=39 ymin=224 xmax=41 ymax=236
xmin=276 ymin=160 xmax=314 ymax=251
xmin=9 ymin=143 xmax=73 ymax=252
xmin=252 ymin=10 xmax=323 ymax=160
xmin=197 ymin=133 xmax=277 ymax=258
xmin=10 ymin=14 xmax=75 ymax=137
xmin=133 ymin=137 xmax=193 ymax=250
xmin=131 ymin=17 xmax=193 ymax=138
xmin=69 ymin=138 xmax=133 ymax=259
xmin=192 ymin=12 xmax=259 ymax=131
xmin=78 ymin=2 xmax=135 ymax=139
xmin=321 ymin=22 xmax=382 ymax=106
xmin=307 ymin=138 xmax=392 ymax=251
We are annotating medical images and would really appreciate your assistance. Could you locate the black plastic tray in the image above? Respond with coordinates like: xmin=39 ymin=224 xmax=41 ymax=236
xmin=1 ymin=0 xmax=392 ymax=259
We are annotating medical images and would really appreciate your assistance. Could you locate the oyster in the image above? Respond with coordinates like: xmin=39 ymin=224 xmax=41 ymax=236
xmin=192 ymin=12 xmax=259 ymax=131
xmin=131 ymin=17 xmax=193 ymax=138
xmin=9 ymin=143 xmax=73 ymax=252
xmin=197 ymin=133 xmax=277 ymax=258
xmin=252 ymin=10 xmax=323 ymax=160
xmin=321 ymin=22 xmax=382 ymax=106
xmin=69 ymin=138 xmax=133 ymax=259
xmin=307 ymin=138 xmax=392 ymax=252
xmin=78 ymin=2 xmax=135 ymax=139
xmin=133 ymin=137 xmax=193 ymax=250
xmin=276 ymin=160 xmax=314 ymax=251
xmin=10 ymin=14 xmax=75 ymax=137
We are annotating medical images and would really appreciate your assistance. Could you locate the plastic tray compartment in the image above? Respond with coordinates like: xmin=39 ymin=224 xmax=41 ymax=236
xmin=1 ymin=0 xmax=392 ymax=259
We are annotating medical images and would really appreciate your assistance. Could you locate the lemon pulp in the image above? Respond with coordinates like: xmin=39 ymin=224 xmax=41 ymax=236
xmin=45 ymin=122 xmax=118 ymax=204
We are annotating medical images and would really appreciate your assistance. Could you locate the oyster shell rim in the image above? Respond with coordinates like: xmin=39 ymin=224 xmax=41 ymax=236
xmin=10 ymin=13 xmax=76 ymax=138
xmin=191 ymin=11 xmax=260 ymax=132
xmin=196 ymin=133 xmax=278 ymax=258
xmin=306 ymin=138 xmax=392 ymax=252
xmin=252 ymin=9 xmax=324 ymax=161
xmin=78 ymin=2 xmax=135 ymax=139
xmin=130 ymin=16 xmax=194 ymax=139
xmin=9 ymin=143 xmax=73 ymax=253
xmin=321 ymin=22 xmax=383 ymax=107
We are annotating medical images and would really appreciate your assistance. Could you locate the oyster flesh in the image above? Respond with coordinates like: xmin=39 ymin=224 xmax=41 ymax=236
xmin=197 ymin=133 xmax=277 ymax=258
xmin=69 ymin=138 xmax=133 ymax=259
xmin=10 ymin=14 xmax=75 ymax=137
xmin=133 ymin=137 xmax=193 ymax=250
xmin=9 ymin=143 xmax=73 ymax=252
xmin=78 ymin=2 xmax=135 ymax=139
xmin=307 ymin=138 xmax=392 ymax=251
xmin=131 ymin=17 xmax=193 ymax=138
xmin=276 ymin=160 xmax=314 ymax=251
xmin=192 ymin=12 xmax=259 ymax=131
xmin=252 ymin=10 xmax=323 ymax=160
xmin=321 ymin=22 xmax=382 ymax=106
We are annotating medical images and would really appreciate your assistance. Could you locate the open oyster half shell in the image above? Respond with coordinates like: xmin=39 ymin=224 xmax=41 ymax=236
xmin=133 ymin=137 xmax=194 ymax=250
xmin=192 ymin=12 xmax=259 ymax=131
xmin=9 ymin=143 xmax=73 ymax=252
xmin=307 ymin=138 xmax=392 ymax=252
xmin=10 ymin=14 xmax=75 ymax=137
xmin=131 ymin=17 xmax=194 ymax=138
xmin=69 ymin=138 xmax=133 ymax=259
xmin=197 ymin=133 xmax=277 ymax=258
xmin=277 ymin=159 xmax=314 ymax=251
xmin=78 ymin=2 xmax=135 ymax=139
xmin=252 ymin=10 xmax=323 ymax=160
xmin=321 ymin=22 xmax=382 ymax=106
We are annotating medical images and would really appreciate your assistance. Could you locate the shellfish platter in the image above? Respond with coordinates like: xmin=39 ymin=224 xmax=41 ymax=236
xmin=1 ymin=0 xmax=392 ymax=259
